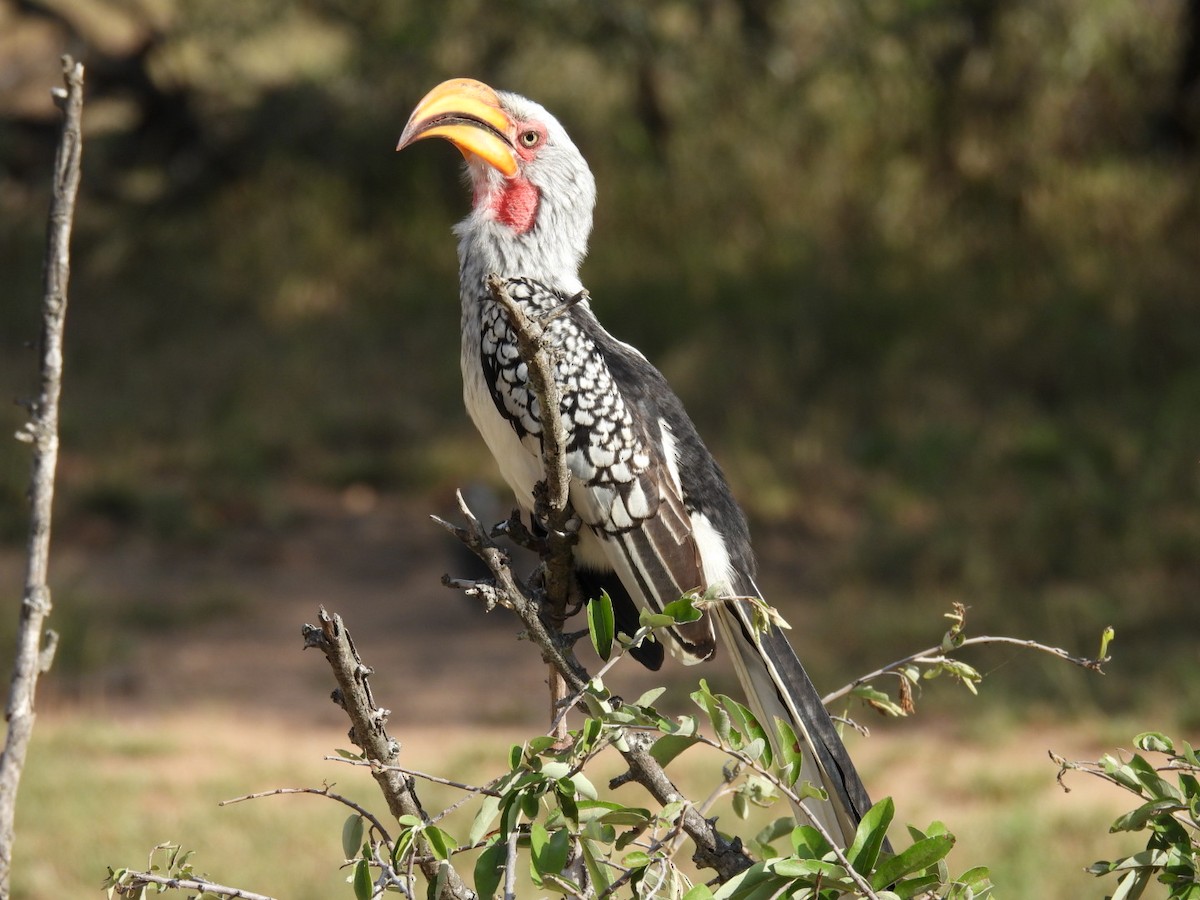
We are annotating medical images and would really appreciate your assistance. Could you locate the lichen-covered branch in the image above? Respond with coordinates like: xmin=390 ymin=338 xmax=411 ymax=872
xmin=0 ymin=56 xmax=84 ymax=900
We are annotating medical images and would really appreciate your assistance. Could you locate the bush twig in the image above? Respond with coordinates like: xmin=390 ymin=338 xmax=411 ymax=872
xmin=106 ymin=871 xmax=279 ymax=900
xmin=823 ymin=633 xmax=1107 ymax=707
xmin=302 ymin=608 xmax=474 ymax=899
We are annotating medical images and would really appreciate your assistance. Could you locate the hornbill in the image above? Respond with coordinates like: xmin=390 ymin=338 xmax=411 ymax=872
xmin=397 ymin=78 xmax=880 ymax=847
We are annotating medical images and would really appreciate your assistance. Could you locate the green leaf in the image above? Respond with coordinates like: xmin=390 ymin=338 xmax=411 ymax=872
xmin=681 ymin=885 xmax=716 ymax=900
xmin=520 ymin=790 xmax=541 ymax=820
xmin=711 ymin=862 xmax=784 ymax=899
xmin=773 ymin=718 xmax=803 ymax=786
xmin=771 ymin=857 xmax=848 ymax=880
xmin=596 ymin=807 xmax=653 ymax=827
xmin=569 ymin=772 xmax=598 ymax=801
xmin=1111 ymin=867 xmax=1152 ymax=900
xmin=633 ymin=686 xmax=667 ymax=708
xmin=732 ymin=790 xmax=749 ymax=820
xmin=662 ymin=595 xmax=703 ymax=623
xmin=341 ymin=815 xmax=365 ymax=861
xmin=1128 ymin=753 xmax=1182 ymax=801
xmin=871 ymin=835 xmax=955 ymax=890
xmin=526 ymin=735 xmax=558 ymax=757
xmin=696 ymin=681 xmax=729 ymax=748
xmin=751 ymin=817 xmax=796 ymax=858
xmin=429 ymin=861 xmax=448 ymax=900
xmin=425 ymin=825 xmax=455 ymax=861
xmin=580 ymin=715 xmax=603 ymax=748
xmin=955 ymin=865 xmax=993 ymax=892
xmin=850 ymin=685 xmax=908 ymax=718
xmin=790 ymin=824 xmax=832 ymax=859
xmin=556 ymin=782 xmax=580 ymax=827
xmin=542 ymin=827 xmax=571 ymax=876
xmin=847 ymin=796 xmax=895 ymax=873
xmin=1134 ymin=732 xmax=1175 ymax=754
xmin=353 ymin=858 xmax=372 ymax=900
xmin=469 ymin=794 xmax=503 ymax=845
xmin=538 ymin=760 xmax=571 ymax=779
xmin=1101 ymin=755 xmax=1144 ymax=792
xmin=587 ymin=592 xmax=615 ymax=660
xmin=650 ymin=733 xmax=701 ymax=768
xmin=529 ymin=822 xmax=549 ymax=885
xmin=623 ymin=849 xmax=653 ymax=868
xmin=581 ymin=839 xmax=613 ymax=895
xmin=474 ymin=842 xmax=505 ymax=900
xmin=334 ymin=748 xmax=364 ymax=760
xmin=639 ymin=610 xmax=677 ymax=630
xmin=1110 ymin=799 xmax=1185 ymax=833
xmin=1099 ymin=625 xmax=1115 ymax=659
xmin=719 ymin=695 xmax=774 ymax=768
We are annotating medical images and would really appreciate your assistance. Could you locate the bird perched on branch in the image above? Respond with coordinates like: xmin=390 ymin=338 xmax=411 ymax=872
xmin=397 ymin=77 xmax=881 ymax=847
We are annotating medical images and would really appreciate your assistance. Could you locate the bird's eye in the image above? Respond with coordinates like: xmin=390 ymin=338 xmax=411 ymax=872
xmin=519 ymin=130 xmax=541 ymax=148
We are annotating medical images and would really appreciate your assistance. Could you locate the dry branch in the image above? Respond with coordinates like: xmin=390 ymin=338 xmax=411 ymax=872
xmin=107 ymin=871 xmax=279 ymax=900
xmin=0 ymin=56 xmax=84 ymax=900
xmin=302 ymin=608 xmax=474 ymax=900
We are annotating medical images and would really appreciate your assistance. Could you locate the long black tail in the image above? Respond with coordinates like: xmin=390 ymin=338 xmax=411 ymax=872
xmin=712 ymin=586 xmax=879 ymax=848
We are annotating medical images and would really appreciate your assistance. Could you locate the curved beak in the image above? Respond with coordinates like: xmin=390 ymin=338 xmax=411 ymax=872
xmin=396 ymin=78 xmax=518 ymax=178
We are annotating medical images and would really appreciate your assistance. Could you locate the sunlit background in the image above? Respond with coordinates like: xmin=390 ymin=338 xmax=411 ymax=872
xmin=1 ymin=1 xmax=1197 ymax=896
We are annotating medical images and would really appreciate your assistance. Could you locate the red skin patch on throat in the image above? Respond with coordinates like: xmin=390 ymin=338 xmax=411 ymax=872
xmin=491 ymin=177 xmax=540 ymax=234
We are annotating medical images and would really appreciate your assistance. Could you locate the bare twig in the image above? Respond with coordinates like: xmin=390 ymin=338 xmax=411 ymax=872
xmin=220 ymin=786 xmax=395 ymax=845
xmin=0 ymin=56 xmax=84 ymax=900
xmin=302 ymin=608 xmax=473 ymax=900
xmin=106 ymin=870 xmax=278 ymax=900
xmin=823 ymin=634 xmax=1107 ymax=707
xmin=325 ymin=756 xmax=502 ymax=798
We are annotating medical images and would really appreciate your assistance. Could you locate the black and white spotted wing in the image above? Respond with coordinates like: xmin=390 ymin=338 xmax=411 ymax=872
xmin=476 ymin=276 xmax=720 ymax=661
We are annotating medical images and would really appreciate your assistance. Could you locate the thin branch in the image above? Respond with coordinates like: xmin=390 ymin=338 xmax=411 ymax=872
xmin=548 ymin=625 xmax=654 ymax=735
xmin=325 ymin=756 xmax=502 ymax=798
xmin=220 ymin=786 xmax=394 ymax=845
xmin=824 ymin=634 xmax=1108 ymax=707
xmin=302 ymin=609 xmax=473 ymax=900
xmin=686 ymin=733 xmax=883 ymax=900
xmin=107 ymin=870 xmax=278 ymax=900
xmin=600 ymin=805 xmax=691 ymax=899
xmin=0 ymin=56 xmax=84 ymax=900
xmin=502 ymin=827 xmax=520 ymax=900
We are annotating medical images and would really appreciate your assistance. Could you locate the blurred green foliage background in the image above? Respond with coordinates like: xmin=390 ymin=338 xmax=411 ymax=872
xmin=1 ymin=0 xmax=1198 ymax=712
